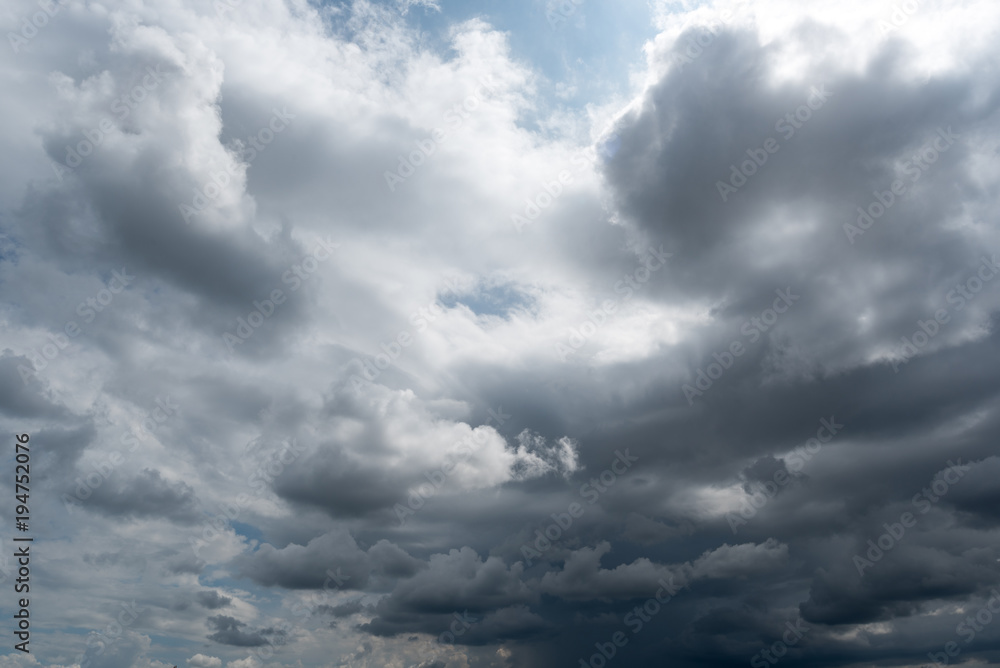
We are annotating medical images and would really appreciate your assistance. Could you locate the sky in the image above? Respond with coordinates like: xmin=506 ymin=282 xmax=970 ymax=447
xmin=1 ymin=0 xmax=1000 ymax=667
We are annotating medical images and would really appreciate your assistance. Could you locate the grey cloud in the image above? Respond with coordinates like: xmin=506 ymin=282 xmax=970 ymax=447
xmin=85 ymin=468 xmax=200 ymax=524
xmin=0 ymin=351 xmax=71 ymax=419
xmin=206 ymin=615 xmax=286 ymax=647
xmin=196 ymin=590 xmax=232 ymax=609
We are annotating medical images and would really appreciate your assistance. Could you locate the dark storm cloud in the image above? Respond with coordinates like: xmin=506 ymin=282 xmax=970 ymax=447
xmin=85 ymin=468 xmax=200 ymax=524
xmin=740 ymin=455 xmax=799 ymax=495
xmin=232 ymin=528 xmax=423 ymax=592
xmin=944 ymin=455 xmax=1000 ymax=523
xmin=621 ymin=513 xmax=690 ymax=545
xmin=30 ymin=184 xmax=321 ymax=356
xmin=196 ymin=590 xmax=232 ymax=609
xmin=606 ymin=29 xmax=982 ymax=260
xmin=0 ymin=351 xmax=71 ymax=419
xmin=352 ymin=337 xmax=1000 ymax=665
xmin=267 ymin=376 xmax=435 ymax=518
xmin=272 ymin=440 xmax=406 ymax=517
xmin=533 ymin=540 xmax=787 ymax=602
xmin=318 ymin=598 xmax=368 ymax=618
xmin=341 ymin=14 xmax=1000 ymax=667
xmin=233 ymin=529 xmax=373 ymax=589
xmin=13 ymin=60 xmax=338 ymax=364
xmin=379 ymin=547 xmax=535 ymax=614
xmin=368 ymin=539 xmax=424 ymax=578
xmin=361 ymin=547 xmax=539 ymax=639
xmin=365 ymin=604 xmax=551 ymax=645
xmin=30 ymin=420 xmax=96 ymax=477
xmin=598 ymin=22 xmax=1000 ymax=386
xmin=206 ymin=615 xmax=286 ymax=647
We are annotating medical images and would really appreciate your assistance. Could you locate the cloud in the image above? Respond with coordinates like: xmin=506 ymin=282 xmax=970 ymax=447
xmin=362 ymin=547 xmax=538 ymax=638
xmin=270 ymin=379 xmax=578 ymax=519
xmin=205 ymin=615 xmax=286 ymax=648
xmin=195 ymin=590 xmax=232 ymax=609
xmin=3 ymin=0 xmax=1000 ymax=666
xmin=187 ymin=655 xmax=222 ymax=668
xmin=318 ymin=599 xmax=367 ymax=618
xmin=537 ymin=539 xmax=787 ymax=601
xmin=232 ymin=528 xmax=373 ymax=590
xmin=0 ymin=351 xmax=71 ymax=419
xmin=85 ymin=468 xmax=200 ymax=523
xmin=78 ymin=630 xmax=150 ymax=668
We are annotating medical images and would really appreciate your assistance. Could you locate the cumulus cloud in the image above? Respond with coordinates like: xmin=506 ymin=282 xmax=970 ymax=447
xmin=187 ymin=655 xmax=222 ymax=668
